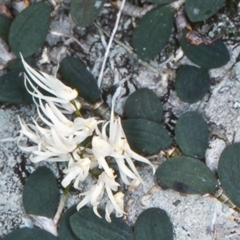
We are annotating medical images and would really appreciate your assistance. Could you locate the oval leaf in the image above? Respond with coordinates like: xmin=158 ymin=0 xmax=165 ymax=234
xmin=134 ymin=208 xmax=173 ymax=240
xmin=175 ymin=111 xmax=209 ymax=159
xmin=185 ymin=0 xmax=226 ymax=22
xmin=0 ymin=15 xmax=12 ymax=40
xmin=0 ymin=71 xmax=32 ymax=104
xmin=132 ymin=5 xmax=174 ymax=60
xmin=156 ymin=156 xmax=218 ymax=194
xmin=59 ymin=205 xmax=79 ymax=240
xmin=124 ymin=88 xmax=163 ymax=123
xmin=122 ymin=119 xmax=172 ymax=155
xmin=2 ymin=228 xmax=57 ymax=240
xmin=175 ymin=65 xmax=210 ymax=103
xmin=70 ymin=208 xmax=134 ymax=240
xmin=23 ymin=166 xmax=60 ymax=218
xmin=218 ymin=143 xmax=240 ymax=208
xmin=9 ymin=2 xmax=51 ymax=57
xmin=180 ymin=29 xmax=230 ymax=69
xmin=70 ymin=0 xmax=105 ymax=27
xmin=59 ymin=56 xmax=101 ymax=103
xmin=7 ymin=57 xmax=36 ymax=72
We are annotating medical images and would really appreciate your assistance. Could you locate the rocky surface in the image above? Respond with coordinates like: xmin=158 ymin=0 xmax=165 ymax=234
xmin=1 ymin=0 xmax=240 ymax=239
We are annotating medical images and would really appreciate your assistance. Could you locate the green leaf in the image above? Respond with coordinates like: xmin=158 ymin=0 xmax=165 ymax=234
xmin=70 ymin=208 xmax=134 ymax=240
xmin=134 ymin=208 xmax=173 ymax=240
xmin=124 ymin=88 xmax=163 ymax=123
xmin=147 ymin=0 xmax=176 ymax=3
xmin=122 ymin=119 xmax=172 ymax=155
xmin=2 ymin=228 xmax=57 ymax=240
xmin=59 ymin=205 xmax=79 ymax=240
xmin=156 ymin=156 xmax=218 ymax=194
xmin=185 ymin=0 xmax=226 ymax=22
xmin=23 ymin=166 xmax=60 ymax=218
xmin=7 ymin=57 xmax=36 ymax=72
xmin=0 ymin=15 xmax=12 ymax=40
xmin=218 ymin=143 xmax=240 ymax=208
xmin=0 ymin=71 xmax=32 ymax=104
xmin=132 ymin=5 xmax=175 ymax=60
xmin=70 ymin=0 xmax=105 ymax=27
xmin=59 ymin=56 xmax=101 ymax=103
xmin=175 ymin=65 xmax=210 ymax=103
xmin=180 ymin=29 xmax=230 ymax=69
xmin=9 ymin=2 xmax=51 ymax=57
xmin=175 ymin=111 xmax=209 ymax=159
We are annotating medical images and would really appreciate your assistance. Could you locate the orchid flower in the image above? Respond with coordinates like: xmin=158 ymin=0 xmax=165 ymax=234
xmin=20 ymin=54 xmax=79 ymax=113
xmin=77 ymin=169 xmax=122 ymax=219
xmin=105 ymin=192 xmax=125 ymax=222
xmin=92 ymin=104 xmax=155 ymax=185
xmin=61 ymin=157 xmax=91 ymax=188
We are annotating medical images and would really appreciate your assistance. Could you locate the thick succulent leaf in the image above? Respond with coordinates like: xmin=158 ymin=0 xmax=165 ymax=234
xmin=59 ymin=205 xmax=79 ymax=240
xmin=122 ymin=119 xmax=172 ymax=155
xmin=0 ymin=71 xmax=32 ymax=104
xmin=7 ymin=57 xmax=36 ymax=72
xmin=23 ymin=166 xmax=60 ymax=218
xmin=134 ymin=208 xmax=173 ymax=240
xmin=185 ymin=0 xmax=226 ymax=22
xmin=175 ymin=65 xmax=210 ymax=103
xmin=175 ymin=111 xmax=209 ymax=159
xmin=0 ymin=15 xmax=12 ymax=40
xmin=156 ymin=156 xmax=218 ymax=194
xmin=2 ymin=227 xmax=57 ymax=240
xmin=180 ymin=29 xmax=230 ymax=69
xmin=132 ymin=5 xmax=174 ymax=60
xmin=8 ymin=2 xmax=51 ymax=57
xmin=70 ymin=0 xmax=105 ymax=27
xmin=70 ymin=208 xmax=134 ymax=240
xmin=218 ymin=143 xmax=240 ymax=208
xmin=124 ymin=88 xmax=163 ymax=123
xmin=59 ymin=56 xmax=101 ymax=103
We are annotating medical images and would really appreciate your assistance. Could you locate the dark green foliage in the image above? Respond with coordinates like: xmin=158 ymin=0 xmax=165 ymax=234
xmin=70 ymin=208 xmax=134 ymax=240
xmin=70 ymin=0 xmax=105 ymax=27
xmin=0 ymin=15 xmax=12 ymax=40
xmin=147 ymin=0 xmax=176 ymax=3
xmin=23 ymin=166 xmax=60 ymax=218
xmin=175 ymin=65 xmax=210 ymax=103
xmin=134 ymin=208 xmax=173 ymax=240
xmin=8 ymin=2 xmax=51 ymax=58
xmin=156 ymin=156 xmax=219 ymax=194
xmin=0 ymin=71 xmax=32 ymax=103
xmin=218 ymin=143 xmax=240 ymax=208
xmin=132 ymin=5 xmax=174 ymax=60
xmin=124 ymin=88 xmax=163 ymax=123
xmin=180 ymin=30 xmax=230 ymax=69
xmin=122 ymin=119 xmax=172 ymax=155
xmin=59 ymin=205 xmax=79 ymax=240
xmin=185 ymin=0 xmax=226 ymax=22
xmin=175 ymin=111 xmax=209 ymax=159
xmin=59 ymin=56 xmax=101 ymax=103
xmin=7 ymin=57 xmax=36 ymax=72
xmin=2 ymin=227 xmax=57 ymax=240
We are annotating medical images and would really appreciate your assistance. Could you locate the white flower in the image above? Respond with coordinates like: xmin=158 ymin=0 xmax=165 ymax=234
xmin=92 ymin=106 xmax=155 ymax=185
xmin=61 ymin=156 xmax=91 ymax=188
xmin=105 ymin=192 xmax=125 ymax=222
xmin=77 ymin=169 xmax=121 ymax=218
xmin=37 ymin=100 xmax=97 ymax=142
xmin=18 ymin=116 xmax=77 ymax=163
xmin=20 ymin=54 xmax=79 ymax=113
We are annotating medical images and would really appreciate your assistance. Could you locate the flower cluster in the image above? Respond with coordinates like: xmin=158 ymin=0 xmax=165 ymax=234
xmin=18 ymin=56 xmax=155 ymax=221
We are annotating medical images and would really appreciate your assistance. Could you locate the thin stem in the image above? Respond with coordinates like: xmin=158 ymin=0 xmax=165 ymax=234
xmin=97 ymin=0 xmax=127 ymax=88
